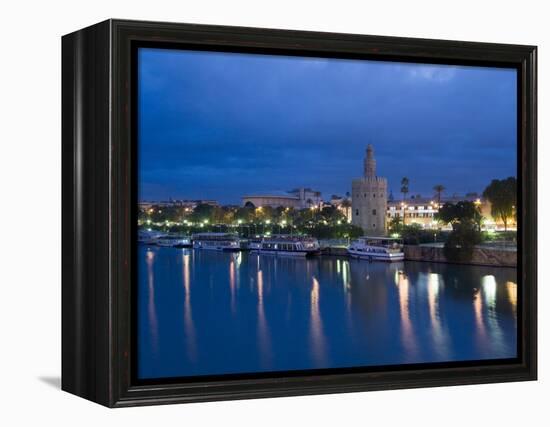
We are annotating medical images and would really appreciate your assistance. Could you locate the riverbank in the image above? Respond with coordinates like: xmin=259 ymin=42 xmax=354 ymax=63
xmin=403 ymin=244 xmax=517 ymax=267
xmin=320 ymin=245 xmax=516 ymax=267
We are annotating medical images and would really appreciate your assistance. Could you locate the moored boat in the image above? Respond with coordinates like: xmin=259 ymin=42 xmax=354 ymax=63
xmin=138 ymin=229 xmax=164 ymax=245
xmin=347 ymin=236 xmax=404 ymax=262
xmin=192 ymin=232 xmax=241 ymax=251
xmin=245 ymin=237 xmax=263 ymax=252
xmin=257 ymin=235 xmax=321 ymax=257
xmin=155 ymin=234 xmax=192 ymax=248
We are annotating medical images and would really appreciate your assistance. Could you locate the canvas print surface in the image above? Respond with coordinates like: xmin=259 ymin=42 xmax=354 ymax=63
xmin=136 ymin=47 xmax=518 ymax=380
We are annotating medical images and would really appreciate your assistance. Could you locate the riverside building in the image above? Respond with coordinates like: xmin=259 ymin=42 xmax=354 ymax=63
xmin=386 ymin=194 xmax=515 ymax=231
xmin=241 ymin=188 xmax=322 ymax=209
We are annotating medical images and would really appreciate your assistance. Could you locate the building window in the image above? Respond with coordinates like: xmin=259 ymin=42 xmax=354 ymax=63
xmin=372 ymin=209 xmax=376 ymax=215
xmin=355 ymin=209 xmax=359 ymax=216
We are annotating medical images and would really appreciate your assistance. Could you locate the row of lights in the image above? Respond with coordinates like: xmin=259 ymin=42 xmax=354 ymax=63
xmin=143 ymin=217 xmax=351 ymax=227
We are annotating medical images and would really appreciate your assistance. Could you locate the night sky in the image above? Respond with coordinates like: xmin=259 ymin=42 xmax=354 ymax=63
xmin=138 ymin=47 xmax=517 ymax=205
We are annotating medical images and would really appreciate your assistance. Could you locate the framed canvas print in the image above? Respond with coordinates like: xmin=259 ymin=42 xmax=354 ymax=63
xmin=62 ymin=19 xmax=537 ymax=407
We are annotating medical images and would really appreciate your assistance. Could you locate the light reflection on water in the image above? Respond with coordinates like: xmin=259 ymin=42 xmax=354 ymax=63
xmin=396 ymin=271 xmax=418 ymax=361
xmin=182 ymin=253 xmax=197 ymax=363
xmin=145 ymin=250 xmax=158 ymax=357
xmin=256 ymin=268 xmax=272 ymax=368
xmin=427 ymin=273 xmax=449 ymax=360
xmin=138 ymin=246 xmax=517 ymax=379
xmin=310 ymin=276 xmax=327 ymax=366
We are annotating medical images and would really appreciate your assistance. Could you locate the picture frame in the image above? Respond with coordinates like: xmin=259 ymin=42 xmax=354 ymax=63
xmin=62 ymin=19 xmax=537 ymax=407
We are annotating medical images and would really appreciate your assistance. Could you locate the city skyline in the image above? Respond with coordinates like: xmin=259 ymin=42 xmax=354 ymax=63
xmin=138 ymin=48 xmax=517 ymax=205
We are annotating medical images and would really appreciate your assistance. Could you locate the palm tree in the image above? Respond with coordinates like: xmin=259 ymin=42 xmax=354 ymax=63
xmin=400 ymin=177 xmax=409 ymax=201
xmin=433 ymin=184 xmax=445 ymax=208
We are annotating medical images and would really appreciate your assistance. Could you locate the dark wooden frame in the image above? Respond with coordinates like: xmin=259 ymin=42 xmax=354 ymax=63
xmin=62 ymin=19 xmax=537 ymax=407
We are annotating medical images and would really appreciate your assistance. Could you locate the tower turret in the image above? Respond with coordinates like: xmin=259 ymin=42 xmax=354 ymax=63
xmin=364 ymin=144 xmax=376 ymax=177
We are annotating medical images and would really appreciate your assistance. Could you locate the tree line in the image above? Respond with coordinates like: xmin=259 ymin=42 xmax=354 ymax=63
xmin=138 ymin=203 xmax=364 ymax=239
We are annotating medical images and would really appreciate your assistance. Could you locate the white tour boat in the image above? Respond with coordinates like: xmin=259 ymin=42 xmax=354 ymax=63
xmin=155 ymin=234 xmax=192 ymax=248
xmin=347 ymin=236 xmax=404 ymax=262
xmin=257 ymin=235 xmax=321 ymax=257
xmin=138 ymin=230 xmax=164 ymax=245
xmin=192 ymin=232 xmax=242 ymax=251
xmin=246 ymin=237 xmax=263 ymax=252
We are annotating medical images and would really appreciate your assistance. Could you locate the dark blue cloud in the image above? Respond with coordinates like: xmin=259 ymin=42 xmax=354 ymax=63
xmin=138 ymin=48 xmax=517 ymax=203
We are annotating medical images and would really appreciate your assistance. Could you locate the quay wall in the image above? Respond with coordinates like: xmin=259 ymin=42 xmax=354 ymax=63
xmin=321 ymin=247 xmax=348 ymax=256
xmin=403 ymin=245 xmax=517 ymax=268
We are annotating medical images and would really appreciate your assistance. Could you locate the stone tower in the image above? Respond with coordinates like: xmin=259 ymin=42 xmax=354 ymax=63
xmin=351 ymin=145 xmax=388 ymax=236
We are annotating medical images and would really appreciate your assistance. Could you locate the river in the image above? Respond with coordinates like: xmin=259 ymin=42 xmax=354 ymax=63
xmin=137 ymin=246 xmax=517 ymax=379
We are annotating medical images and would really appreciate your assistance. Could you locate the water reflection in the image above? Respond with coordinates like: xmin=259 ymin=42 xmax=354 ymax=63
xmin=506 ymin=281 xmax=517 ymax=317
xmin=146 ymin=250 xmax=158 ymax=356
xmin=473 ymin=287 xmax=487 ymax=345
xmin=482 ymin=275 xmax=504 ymax=355
xmin=427 ymin=273 xmax=450 ymax=359
xmin=256 ymin=268 xmax=272 ymax=368
xmin=182 ymin=252 xmax=197 ymax=363
xmin=229 ymin=257 xmax=236 ymax=314
xmin=310 ymin=276 xmax=327 ymax=366
xmin=138 ymin=247 xmax=518 ymax=379
xmin=396 ymin=271 xmax=418 ymax=360
xmin=483 ymin=275 xmax=497 ymax=309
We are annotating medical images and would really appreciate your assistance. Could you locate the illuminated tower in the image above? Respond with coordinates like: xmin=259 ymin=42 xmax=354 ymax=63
xmin=351 ymin=145 xmax=387 ymax=236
